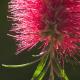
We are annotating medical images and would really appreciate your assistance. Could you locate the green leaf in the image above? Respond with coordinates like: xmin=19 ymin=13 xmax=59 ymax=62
xmin=2 ymin=59 xmax=40 ymax=68
xmin=37 ymin=65 xmax=48 ymax=80
xmin=55 ymin=60 xmax=69 ymax=80
xmin=60 ymin=69 xmax=69 ymax=80
xmin=31 ymin=54 xmax=48 ymax=80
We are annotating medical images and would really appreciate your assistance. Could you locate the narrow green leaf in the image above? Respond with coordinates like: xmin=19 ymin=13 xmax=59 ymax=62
xmin=55 ymin=60 xmax=69 ymax=80
xmin=38 ymin=65 xmax=48 ymax=80
xmin=31 ymin=54 xmax=48 ymax=80
xmin=60 ymin=69 xmax=69 ymax=80
xmin=2 ymin=59 xmax=40 ymax=68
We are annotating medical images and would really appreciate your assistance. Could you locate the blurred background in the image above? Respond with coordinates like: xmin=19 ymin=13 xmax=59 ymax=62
xmin=0 ymin=0 xmax=80 ymax=80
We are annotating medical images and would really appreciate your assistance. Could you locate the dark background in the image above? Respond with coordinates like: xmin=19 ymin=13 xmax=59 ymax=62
xmin=0 ymin=0 xmax=80 ymax=80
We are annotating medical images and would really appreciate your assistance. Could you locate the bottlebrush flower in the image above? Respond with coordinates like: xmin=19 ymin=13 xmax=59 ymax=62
xmin=8 ymin=0 xmax=80 ymax=57
xmin=4 ymin=0 xmax=80 ymax=80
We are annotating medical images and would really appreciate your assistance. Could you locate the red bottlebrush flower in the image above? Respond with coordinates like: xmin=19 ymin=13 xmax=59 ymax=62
xmin=3 ymin=0 xmax=80 ymax=80
xmin=8 ymin=0 xmax=80 ymax=57
xmin=8 ymin=0 xmax=44 ymax=53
